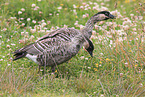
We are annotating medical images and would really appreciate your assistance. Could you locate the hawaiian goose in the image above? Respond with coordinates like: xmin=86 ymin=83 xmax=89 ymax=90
xmin=13 ymin=11 xmax=115 ymax=72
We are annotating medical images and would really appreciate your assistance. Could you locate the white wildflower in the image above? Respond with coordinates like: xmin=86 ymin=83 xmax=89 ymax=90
xmin=73 ymin=4 xmax=77 ymax=8
xmin=21 ymin=32 xmax=24 ymax=35
xmin=32 ymin=20 xmax=36 ymax=24
xmin=138 ymin=16 xmax=143 ymax=20
xmin=89 ymin=1 xmax=93 ymax=4
xmin=82 ymin=3 xmax=86 ymax=6
xmin=100 ymin=53 xmax=103 ymax=55
xmin=27 ymin=18 xmax=31 ymax=21
xmin=3 ymin=28 xmax=7 ymax=31
xmin=107 ymin=22 xmax=113 ymax=26
xmin=132 ymin=28 xmax=136 ymax=31
xmin=99 ymin=21 xmax=104 ymax=25
xmin=5 ymin=3 xmax=9 ymax=5
xmin=92 ymin=30 xmax=96 ymax=35
xmin=57 ymin=6 xmax=62 ymax=10
xmin=20 ymin=18 xmax=24 ymax=20
xmin=34 ymin=6 xmax=39 ymax=10
xmin=7 ymin=39 xmax=10 ymax=42
xmin=120 ymin=73 xmax=123 ymax=76
xmin=10 ymin=17 xmax=16 ymax=19
xmin=25 ymin=32 xmax=29 ymax=35
xmin=88 ymin=67 xmax=91 ymax=69
xmin=11 ymin=43 xmax=16 ymax=46
xmin=79 ymin=25 xmax=84 ymax=29
xmin=8 ymin=64 xmax=11 ymax=66
xmin=100 ymin=94 xmax=104 ymax=97
xmin=125 ymin=62 xmax=128 ymax=65
xmin=133 ymin=32 xmax=137 ymax=34
xmin=80 ymin=56 xmax=85 ymax=59
xmin=21 ymin=23 xmax=25 ymax=26
xmin=47 ymin=21 xmax=51 ymax=24
xmin=110 ymin=40 xmax=113 ymax=44
xmin=100 ymin=7 xmax=108 ymax=11
xmin=44 ymin=27 xmax=47 ymax=30
xmin=41 ymin=19 xmax=45 ymax=22
xmin=21 ymin=8 xmax=25 ymax=11
xmin=123 ymin=25 xmax=129 ymax=30
xmin=29 ymin=35 xmax=35 ymax=41
xmin=101 ymin=3 xmax=104 ymax=5
xmin=18 ymin=11 xmax=22 ymax=15
xmin=134 ymin=16 xmax=138 ymax=20
xmin=93 ymin=7 xmax=97 ymax=10
xmin=46 ymin=30 xmax=51 ymax=33
xmin=82 ymin=14 xmax=86 ymax=18
xmin=0 ymin=59 xmax=3 ymax=61
xmin=40 ymin=30 xmax=45 ymax=32
xmin=39 ymin=11 xmax=42 ymax=14
xmin=32 ymin=4 xmax=36 ymax=7
xmin=73 ymin=9 xmax=77 ymax=15
xmin=111 ymin=10 xmax=118 ymax=16
xmin=30 ymin=29 xmax=36 ymax=33
xmin=41 ymin=22 xmax=47 ymax=27
xmin=118 ymin=14 xmax=123 ymax=18
xmin=140 ymin=83 xmax=143 ymax=87
xmin=80 ymin=6 xmax=84 ymax=9
xmin=7 ymin=45 xmax=10 ymax=48
xmin=85 ymin=4 xmax=89 ymax=7
xmin=118 ymin=37 xmax=123 ymax=42
xmin=49 ymin=13 xmax=52 ymax=15
xmin=85 ymin=58 xmax=88 ymax=60
xmin=88 ymin=7 xmax=91 ymax=9
xmin=130 ymin=14 xmax=134 ymax=17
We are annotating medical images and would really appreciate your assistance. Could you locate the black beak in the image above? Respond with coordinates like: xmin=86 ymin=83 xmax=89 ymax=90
xmin=109 ymin=14 xmax=116 ymax=19
xmin=88 ymin=50 xmax=93 ymax=57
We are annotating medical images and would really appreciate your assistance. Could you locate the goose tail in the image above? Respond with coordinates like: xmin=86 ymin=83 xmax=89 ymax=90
xmin=13 ymin=50 xmax=27 ymax=61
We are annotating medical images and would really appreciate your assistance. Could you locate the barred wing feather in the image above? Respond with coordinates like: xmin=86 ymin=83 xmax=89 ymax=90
xmin=13 ymin=28 xmax=80 ymax=60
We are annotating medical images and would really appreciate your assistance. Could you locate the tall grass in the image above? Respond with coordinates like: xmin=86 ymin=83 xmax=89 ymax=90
xmin=0 ymin=0 xmax=145 ymax=96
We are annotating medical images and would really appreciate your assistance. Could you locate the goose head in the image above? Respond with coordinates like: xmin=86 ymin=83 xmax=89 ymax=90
xmin=92 ymin=11 xmax=116 ymax=23
xmin=84 ymin=36 xmax=94 ymax=57
xmin=85 ymin=41 xmax=94 ymax=57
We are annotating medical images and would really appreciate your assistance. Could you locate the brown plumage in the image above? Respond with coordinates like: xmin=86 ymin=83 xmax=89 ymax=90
xmin=13 ymin=11 xmax=116 ymax=72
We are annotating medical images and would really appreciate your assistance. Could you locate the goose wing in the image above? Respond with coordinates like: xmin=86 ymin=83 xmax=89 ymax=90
xmin=13 ymin=28 xmax=80 ymax=60
xmin=37 ymin=35 xmax=82 ymax=66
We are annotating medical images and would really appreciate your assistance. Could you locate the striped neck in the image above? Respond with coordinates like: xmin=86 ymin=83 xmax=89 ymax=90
xmin=81 ymin=17 xmax=97 ymax=39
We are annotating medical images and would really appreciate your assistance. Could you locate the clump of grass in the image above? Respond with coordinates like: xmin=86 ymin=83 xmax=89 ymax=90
xmin=0 ymin=65 xmax=38 ymax=96
xmin=73 ymin=75 xmax=96 ymax=93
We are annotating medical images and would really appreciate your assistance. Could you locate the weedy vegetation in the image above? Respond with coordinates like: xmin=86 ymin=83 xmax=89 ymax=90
xmin=0 ymin=0 xmax=145 ymax=96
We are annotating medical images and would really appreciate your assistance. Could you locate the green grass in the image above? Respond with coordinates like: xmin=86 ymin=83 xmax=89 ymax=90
xmin=0 ymin=0 xmax=145 ymax=96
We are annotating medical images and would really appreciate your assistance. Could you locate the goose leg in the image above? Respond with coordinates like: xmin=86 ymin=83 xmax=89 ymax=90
xmin=38 ymin=65 xmax=41 ymax=73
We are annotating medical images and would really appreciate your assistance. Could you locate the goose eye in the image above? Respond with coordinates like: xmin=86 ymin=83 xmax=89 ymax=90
xmin=105 ymin=13 xmax=109 ymax=16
